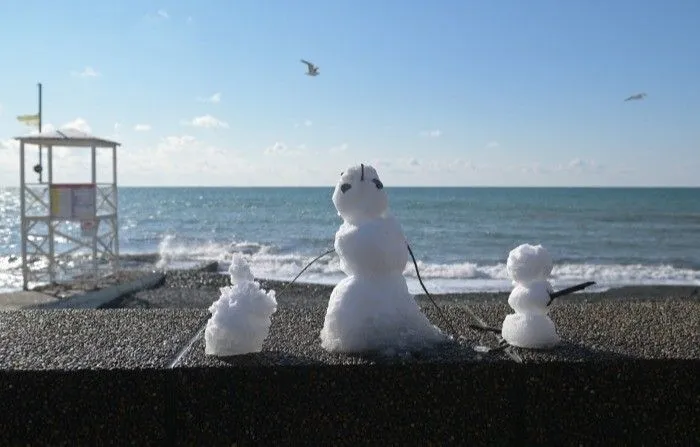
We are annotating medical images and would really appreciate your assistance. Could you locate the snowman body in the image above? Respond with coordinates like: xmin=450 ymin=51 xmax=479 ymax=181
xmin=204 ymin=254 xmax=277 ymax=356
xmin=320 ymin=164 xmax=444 ymax=353
xmin=501 ymin=244 xmax=560 ymax=349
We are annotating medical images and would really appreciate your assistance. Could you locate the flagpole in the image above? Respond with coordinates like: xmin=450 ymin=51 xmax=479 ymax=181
xmin=38 ymin=82 xmax=43 ymax=183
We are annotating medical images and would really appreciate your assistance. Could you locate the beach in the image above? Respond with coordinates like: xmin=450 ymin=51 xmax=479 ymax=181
xmin=1 ymin=266 xmax=698 ymax=445
xmin=3 ymin=265 xmax=695 ymax=368
xmin=89 ymin=268 xmax=699 ymax=366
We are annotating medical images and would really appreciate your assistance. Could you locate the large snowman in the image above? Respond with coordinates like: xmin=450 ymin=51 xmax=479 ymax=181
xmin=320 ymin=163 xmax=445 ymax=353
xmin=501 ymin=243 xmax=561 ymax=349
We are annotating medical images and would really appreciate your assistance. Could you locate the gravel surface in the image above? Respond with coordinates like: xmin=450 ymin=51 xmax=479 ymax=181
xmin=162 ymin=270 xmax=230 ymax=289
xmin=7 ymin=270 xmax=697 ymax=370
xmin=177 ymin=302 xmax=512 ymax=367
xmin=102 ymin=288 xmax=220 ymax=309
xmin=31 ymin=269 xmax=157 ymax=299
xmin=136 ymin=271 xmax=699 ymax=366
xmin=471 ymin=300 xmax=700 ymax=362
xmin=0 ymin=309 xmax=207 ymax=370
xmin=104 ymin=271 xmax=513 ymax=366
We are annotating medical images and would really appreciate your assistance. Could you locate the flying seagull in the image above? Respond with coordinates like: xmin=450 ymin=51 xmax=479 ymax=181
xmin=301 ymin=59 xmax=319 ymax=76
xmin=624 ymin=93 xmax=647 ymax=101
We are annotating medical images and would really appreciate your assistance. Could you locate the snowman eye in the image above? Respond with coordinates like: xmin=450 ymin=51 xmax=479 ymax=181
xmin=340 ymin=171 xmax=344 ymax=176
xmin=340 ymin=183 xmax=352 ymax=193
xmin=372 ymin=178 xmax=383 ymax=189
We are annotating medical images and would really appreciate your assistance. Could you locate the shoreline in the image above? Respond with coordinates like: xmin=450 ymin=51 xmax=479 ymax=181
xmin=14 ymin=268 xmax=700 ymax=302
xmin=3 ymin=251 xmax=699 ymax=296
xmin=3 ymin=250 xmax=698 ymax=300
xmin=102 ymin=269 xmax=700 ymax=311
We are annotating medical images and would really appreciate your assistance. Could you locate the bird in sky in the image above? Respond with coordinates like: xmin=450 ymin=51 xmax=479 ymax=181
xmin=301 ymin=59 xmax=319 ymax=76
xmin=624 ymin=93 xmax=647 ymax=101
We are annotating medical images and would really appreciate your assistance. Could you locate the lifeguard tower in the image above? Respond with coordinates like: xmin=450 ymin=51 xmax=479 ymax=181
xmin=15 ymin=129 xmax=121 ymax=291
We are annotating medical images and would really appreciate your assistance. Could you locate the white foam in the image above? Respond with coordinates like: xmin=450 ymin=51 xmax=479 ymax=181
xmin=138 ymin=233 xmax=700 ymax=292
xmin=3 ymin=233 xmax=699 ymax=293
xmin=204 ymin=254 xmax=277 ymax=356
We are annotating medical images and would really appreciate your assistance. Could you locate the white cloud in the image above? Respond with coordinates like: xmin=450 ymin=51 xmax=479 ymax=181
xmin=265 ymin=142 xmax=288 ymax=155
xmin=329 ymin=143 xmax=348 ymax=153
xmin=62 ymin=118 xmax=92 ymax=133
xmin=134 ymin=124 xmax=151 ymax=132
xmin=510 ymin=158 xmax=604 ymax=177
xmin=264 ymin=142 xmax=307 ymax=157
xmin=157 ymin=9 xmax=169 ymax=19
xmin=186 ymin=16 xmax=193 ymax=24
xmin=71 ymin=66 xmax=100 ymax=78
xmin=294 ymin=119 xmax=313 ymax=128
xmin=23 ymin=117 xmax=90 ymax=137
xmin=420 ymin=129 xmax=442 ymax=138
xmin=363 ymin=157 xmax=480 ymax=178
xmin=564 ymin=158 xmax=601 ymax=171
xmin=519 ymin=162 xmax=549 ymax=175
xmin=486 ymin=141 xmax=500 ymax=149
xmin=162 ymin=135 xmax=196 ymax=147
xmin=0 ymin=138 xmax=19 ymax=151
xmin=197 ymin=93 xmax=221 ymax=103
xmin=115 ymin=135 xmax=259 ymax=185
xmin=184 ymin=114 xmax=229 ymax=129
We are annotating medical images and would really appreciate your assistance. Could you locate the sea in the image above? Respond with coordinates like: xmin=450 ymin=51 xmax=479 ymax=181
xmin=1 ymin=186 xmax=699 ymax=294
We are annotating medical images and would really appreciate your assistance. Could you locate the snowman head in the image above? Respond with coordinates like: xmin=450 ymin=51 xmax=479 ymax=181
xmin=506 ymin=243 xmax=553 ymax=284
xmin=332 ymin=164 xmax=388 ymax=225
xmin=228 ymin=253 xmax=254 ymax=283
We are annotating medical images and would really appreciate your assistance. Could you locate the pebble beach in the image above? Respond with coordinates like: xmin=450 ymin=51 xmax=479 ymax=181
xmin=1 ymin=266 xmax=698 ymax=445
xmin=88 ymin=268 xmax=700 ymax=367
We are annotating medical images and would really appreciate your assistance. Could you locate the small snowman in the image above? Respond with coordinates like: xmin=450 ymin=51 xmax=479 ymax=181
xmin=320 ymin=163 xmax=445 ymax=354
xmin=501 ymin=243 xmax=561 ymax=349
xmin=204 ymin=254 xmax=278 ymax=356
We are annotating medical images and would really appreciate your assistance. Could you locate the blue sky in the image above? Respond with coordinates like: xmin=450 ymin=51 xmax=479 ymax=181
xmin=1 ymin=0 xmax=699 ymax=186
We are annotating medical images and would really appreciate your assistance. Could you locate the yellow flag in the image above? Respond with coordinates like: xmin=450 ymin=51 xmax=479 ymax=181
xmin=17 ymin=113 xmax=40 ymax=127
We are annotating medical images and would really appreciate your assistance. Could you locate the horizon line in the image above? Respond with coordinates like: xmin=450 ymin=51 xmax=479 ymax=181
xmin=1 ymin=184 xmax=699 ymax=189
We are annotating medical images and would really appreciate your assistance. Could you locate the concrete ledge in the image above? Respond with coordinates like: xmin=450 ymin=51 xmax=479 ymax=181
xmin=0 ymin=361 xmax=697 ymax=445
xmin=31 ymin=272 xmax=166 ymax=310
xmin=0 ymin=290 xmax=59 ymax=310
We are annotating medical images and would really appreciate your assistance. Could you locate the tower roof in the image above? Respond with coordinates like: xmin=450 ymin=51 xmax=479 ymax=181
xmin=15 ymin=128 xmax=120 ymax=148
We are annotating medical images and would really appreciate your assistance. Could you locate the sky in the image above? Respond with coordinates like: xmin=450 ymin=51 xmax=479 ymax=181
xmin=1 ymin=0 xmax=699 ymax=187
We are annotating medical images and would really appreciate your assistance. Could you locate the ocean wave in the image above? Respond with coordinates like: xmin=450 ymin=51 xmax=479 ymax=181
xmin=150 ymin=238 xmax=700 ymax=292
xmin=2 ymin=237 xmax=699 ymax=294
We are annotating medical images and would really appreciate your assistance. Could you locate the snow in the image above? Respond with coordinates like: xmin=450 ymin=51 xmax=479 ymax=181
xmin=506 ymin=243 xmax=553 ymax=284
xmin=204 ymin=254 xmax=277 ymax=356
xmin=501 ymin=313 xmax=560 ymax=349
xmin=321 ymin=164 xmax=446 ymax=353
xmin=501 ymin=243 xmax=561 ymax=349
xmin=334 ymin=217 xmax=408 ymax=277
xmin=332 ymin=164 xmax=389 ymax=226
